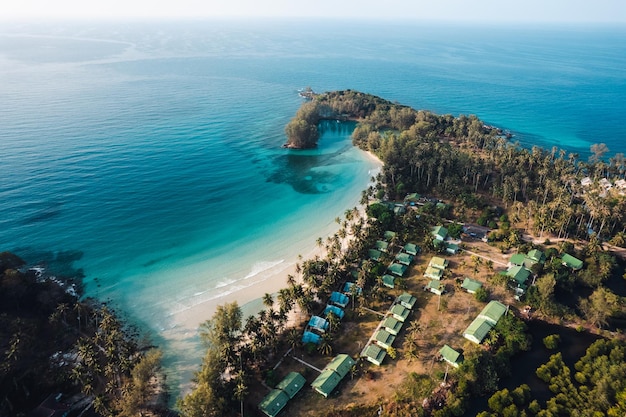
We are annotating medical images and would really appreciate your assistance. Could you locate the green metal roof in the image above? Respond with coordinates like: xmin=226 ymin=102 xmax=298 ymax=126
xmin=395 ymin=252 xmax=414 ymax=265
xmin=463 ymin=317 xmax=493 ymax=344
xmin=439 ymin=344 xmax=462 ymax=367
xmin=397 ymin=292 xmax=417 ymax=309
xmin=506 ymin=265 xmax=530 ymax=285
xmin=368 ymin=249 xmax=382 ymax=261
xmin=432 ymin=225 xmax=448 ymax=240
xmin=382 ymin=274 xmax=396 ymax=288
xmin=461 ymin=277 xmax=482 ymax=293
xmin=425 ymin=279 xmax=445 ymax=294
xmin=362 ymin=343 xmax=387 ymax=366
xmin=325 ymin=354 xmax=355 ymax=379
xmin=527 ymin=249 xmax=545 ymax=263
xmin=479 ymin=300 xmax=507 ymax=326
xmin=311 ymin=369 xmax=342 ymax=398
xmin=374 ymin=329 xmax=396 ymax=348
xmin=276 ymin=372 xmax=306 ymax=399
xmin=384 ymin=230 xmax=397 ymax=241
xmin=375 ymin=240 xmax=389 ymax=252
xmin=509 ymin=253 xmax=526 ymax=266
xmin=382 ymin=316 xmax=403 ymax=335
xmin=387 ymin=263 xmax=408 ymax=277
xmin=403 ymin=243 xmax=420 ymax=255
xmin=429 ymin=256 xmax=448 ymax=269
xmin=390 ymin=304 xmax=410 ymax=322
xmin=561 ymin=253 xmax=583 ymax=270
xmin=259 ymin=389 xmax=290 ymax=417
xmin=424 ymin=265 xmax=443 ymax=279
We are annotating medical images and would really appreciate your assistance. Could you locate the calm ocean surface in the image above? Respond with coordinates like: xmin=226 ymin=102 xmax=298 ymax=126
xmin=1 ymin=19 xmax=625 ymax=386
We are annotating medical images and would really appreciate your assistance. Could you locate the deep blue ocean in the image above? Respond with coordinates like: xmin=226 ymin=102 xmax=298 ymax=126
xmin=1 ymin=19 xmax=625 ymax=387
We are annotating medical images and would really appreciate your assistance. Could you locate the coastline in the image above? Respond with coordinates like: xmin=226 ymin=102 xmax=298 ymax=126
xmin=161 ymin=146 xmax=383 ymax=393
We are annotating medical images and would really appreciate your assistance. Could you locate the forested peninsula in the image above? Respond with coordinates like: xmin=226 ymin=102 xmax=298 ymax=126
xmin=5 ymin=90 xmax=626 ymax=417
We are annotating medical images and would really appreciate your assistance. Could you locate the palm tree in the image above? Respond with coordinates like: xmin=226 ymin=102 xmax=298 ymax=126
xmin=326 ymin=311 xmax=340 ymax=332
xmin=318 ymin=333 xmax=333 ymax=356
xmin=285 ymin=328 xmax=300 ymax=355
xmin=262 ymin=293 xmax=274 ymax=310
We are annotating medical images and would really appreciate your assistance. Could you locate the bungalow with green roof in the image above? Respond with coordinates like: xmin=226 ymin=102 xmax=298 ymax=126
xmin=374 ymin=329 xmax=396 ymax=349
xmin=561 ymin=253 xmax=583 ymax=270
xmin=387 ymin=263 xmax=408 ymax=277
xmin=311 ymin=369 xmax=342 ymax=398
xmin=375 ymin=240 xmax=389 ymax=252
xmin=277 ymin=372 xmax=306 ymax=399
xmin=368 ymin=249 xmax=383 ymax=261
xmin=259 ymin=389 xmax=290 ymax=417
xmin=397 ymin=292 xmax=417 ymax=309
xmin=527 ymin=249 xmax=546 ymax=263
xmin=390 ymin=304 xmax=410 ymax=322
xmin=395 ymin=252 xmax=414 ymax=265
xmin=445 ymin=242 xmax=460 ymax=254
xmin=384 ymin=230 xmax=397 ymax=241
xmin=506 ymin=265 xmax=530 ymax=286
xmin=403 ymin=243 xmax=420 ymax=256
xmin=361 ymin=343 xmax=387 ymax=366
xmin=382 ymin=316 xmax=403 ymax=336
xmin=311 ymin=354 xmax=355 ymax=398
xmin=425 ymin=279 xmax=445 ymax=295
xmin=509 ymin=253 xmax=526 ymax=267
xmin=478 ymin=300 xmax=507 ymax=326
xmin=461 ymin=277 xmax=482 ymax=294
xmin=424 ymin=265 xmax=444 ymax=280
xmin=439 ymin=345 xmax=462 ymax=368
xmin=463 ymin=317 xmax=493 ymax=344
xmin=325 ymin=354 xmax=355 ymax=378
xmin=429 ymin=256 xmax=449 ymax=270
xmin=382 ymin=274 xmax=396 ymax=288
xmin=404 ymin=192 xmax=421 ymax=203
xmin=432 ymin=225 xmax=448 ymax=241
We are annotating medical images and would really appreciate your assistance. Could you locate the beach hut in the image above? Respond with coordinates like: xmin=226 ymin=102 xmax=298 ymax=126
xmin=432 ymin=225 xmax=448 ymax=241
xmin=329 ymin=291 xmax=349 ymax=308
xmin=374 ymin=329 xmax=396 ymax=349
xmin=259 ymin=389 xmax=290 ymax=417
xmin=463 ymin=317 xmax=493 ymax=344
xmin=561 ymin=253 xmax=583 ymax=270
xmin=368 ymin=249 xmax=383 ymax=262
xmin=342 ymin=282 xmax=362 ymax=295
xmin=384 ymin=230 xmax=397 ymax=241
xmin=326 ymin=353 xmax=355 ymax=378
xmin=276 ymin=372 xmax=306 ymax=399
xmin=445 ymin=242 xmax=460 ymax=254
xmin=461 ymin=277 xmax=482 ymax=294
xmin=382 ymin=316 xmax=403 ymax=336
xmin=478 ymin=300 xmax=507 ymax=326
xmin=311 ymin=369 xmax=342 ymax=398
xmin=324 ymin=304 xmax=345 ymax=320
xmin=403 ymin=243 xmax=420 ymax=256
xmin=361 ymin=343 xmax=387 ymax=366
xmin=429 ymin=256 xmax=449 ymax=270
xmin=375 ymin=240 xmax=389 ymax=252
xmin=509 ymin=253 xmax=526 ymax=267
xmin=527 ymin=249 xmax=546 ymax=263
xmin=506 ymin=265 xmax=530 ymax=286
xmin=387 ymin=263 xmax=408 ymax=277
xmin=425 ymin=279 xmax=445 ymax=295
xmin=439 ymin=345 xmax=462 ymax=368
xmin=397 ymin=292 xmax=417 ymax=309
xmin=302 ymin=331 xmax=321 ymax=345
xmin=395 ymin=252 xmax=414 ymax=265
xmin=390 ymin=304 xmax=410 ymax=322
xmin=424 ymin=265 xmax=443 ymax=280
xmin=382 ymin=274 xmax=396 ymax=288
xmin=308 ymin=316 xmax=329 ymax=333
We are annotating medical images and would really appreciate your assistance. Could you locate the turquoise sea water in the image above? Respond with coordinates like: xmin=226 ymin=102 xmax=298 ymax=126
xmin=1 ymin=20 xmax=625 ymax=386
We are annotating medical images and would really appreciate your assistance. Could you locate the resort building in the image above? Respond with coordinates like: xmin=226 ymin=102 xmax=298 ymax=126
xmin=387 ymin=263 xmax=408 ymax=277
xmin=329 ymin=291 xmax=349 ymax=308
xmin=397 ymin=292 xmax=417 ymax=309
xmin=311 ymin=354 xmax=355 ymax=398
xmin=445 ymin=242 xmax=460 ymax=255
xmin=382 ymin=316 xmax=403 ymax=336
xmin=432 ymin=225 xmax=448 ymax=241
xmin=403 ymin=243 xmax=420 ymax=256
xmin=425 ymin=279 xmax=445 ymax=295
xmin=478 ymin=300 xmax=508 ymax=326
xmin=561 ymin=253 xmax=583 ymax=270
xmin=373 ymin=329 xmax=396 ymax=349
xmin=361 ymin=343 xmax=387 ymax=366
xmin=429 ymin=256 xmax=449 ymax=270
xmin=439 ymin=345 xmax=462 ymax=368
xmin=301 ymin=331 xmax=321 ymax=345
xmin=461 ymin=277 xmax=483 ymax=294
xmin=324 ymin=304 xmax=345 ymax=320
xmin=395 ymin=252 xmax=414 ymax=265
xmin=382 ymin=274 xmax=396 ymax=288
xmin=463 ymin=301 xmax=508 ymax=344
xmin=375 ymin=240 xmax=389 ymax=252
xmin=259 ymin=372 xmax=306 ymax=417
xmin=342 ymin=282 xmax=362 ymax=295
xmin=384 ymin=230 xmax=397 ymax=241
xmin=307 ymin=316 xmax=329 ymax=333
xmin=506 ymin=265 xmax=531 ymax=287
xmin=368 ymin=249 xmax=383 ymax=262
xmin=390 ymin=304 xmax=410 ymax=322
xmin=424 ymin=266 xmax=444 ymax=280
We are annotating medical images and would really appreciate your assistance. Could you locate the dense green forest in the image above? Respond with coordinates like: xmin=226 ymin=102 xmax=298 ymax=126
xmin=0 ymin=252 xmax=167 ymax=417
